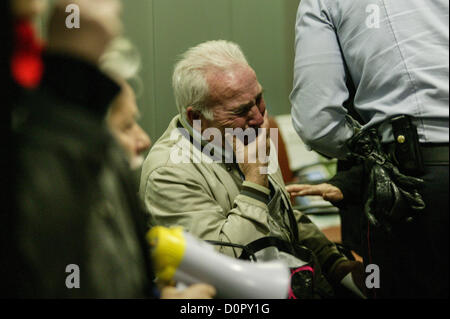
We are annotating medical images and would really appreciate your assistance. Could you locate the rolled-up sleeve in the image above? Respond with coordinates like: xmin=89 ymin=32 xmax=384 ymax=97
xmin=290 ymin=0 xmax=354 ymax=159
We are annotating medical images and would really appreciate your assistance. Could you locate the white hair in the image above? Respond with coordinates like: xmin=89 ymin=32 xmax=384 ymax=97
xmin=172 ymin=40 xmax=249 ymax=120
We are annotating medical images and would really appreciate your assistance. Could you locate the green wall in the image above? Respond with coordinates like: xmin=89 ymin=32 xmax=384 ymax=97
xmin=122 ymin=0 xmax=301 ymax=143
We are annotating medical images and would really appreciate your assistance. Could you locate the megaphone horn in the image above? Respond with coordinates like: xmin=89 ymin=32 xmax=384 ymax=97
xmin=147 ymin=226 xmax=290 ymax=299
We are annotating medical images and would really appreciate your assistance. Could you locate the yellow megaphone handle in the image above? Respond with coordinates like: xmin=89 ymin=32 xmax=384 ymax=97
xmin=146 ymin=226 xmax=186 ymax=282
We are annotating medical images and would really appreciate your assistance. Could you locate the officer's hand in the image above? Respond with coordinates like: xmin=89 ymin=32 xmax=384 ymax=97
xmin=286 ymin=183 xmax=344 ymax=202
xmin=160 ymin=283 xmax=216 ymax=299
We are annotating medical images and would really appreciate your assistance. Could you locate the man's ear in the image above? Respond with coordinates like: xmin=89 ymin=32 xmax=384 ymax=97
xmin=186 ymin=106 xmax=201 ymax=124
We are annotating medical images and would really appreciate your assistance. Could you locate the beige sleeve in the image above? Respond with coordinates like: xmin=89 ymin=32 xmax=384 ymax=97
xmin=141 ymin=165 xmax=274 ymax=257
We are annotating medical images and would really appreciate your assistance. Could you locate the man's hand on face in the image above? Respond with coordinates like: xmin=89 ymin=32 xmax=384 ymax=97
xmin=286 ymin=183 xmax=344 ymax=202
xmin=47 ymin=0 xmax=123 ymax=64
xmin=227 ymin=111 xmax=271 ymax=188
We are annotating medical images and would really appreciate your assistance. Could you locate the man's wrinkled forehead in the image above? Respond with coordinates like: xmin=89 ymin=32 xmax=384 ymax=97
xmin=205 ymin=65 xmax=260 ymax=103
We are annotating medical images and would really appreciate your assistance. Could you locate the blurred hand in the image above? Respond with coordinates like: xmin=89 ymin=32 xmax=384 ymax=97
xmin=286 ymin=183 xmax=344 ymax=202
xmin=160 ymin=283 xmax=216 ymax=299
xmin=47 ymin=0 xmax=123 ymax=64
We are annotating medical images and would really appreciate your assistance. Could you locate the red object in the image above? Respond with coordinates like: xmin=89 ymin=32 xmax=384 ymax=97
xmin=11 ymin=20 xmax=44 ymax=89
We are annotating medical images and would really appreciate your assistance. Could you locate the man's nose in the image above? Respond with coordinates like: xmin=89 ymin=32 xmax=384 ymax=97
xmin=247 ymin=105 xmax=264 ymax=127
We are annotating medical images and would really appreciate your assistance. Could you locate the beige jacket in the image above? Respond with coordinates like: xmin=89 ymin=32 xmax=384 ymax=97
xmin=139 ymin=115 xmax=346 ymax=277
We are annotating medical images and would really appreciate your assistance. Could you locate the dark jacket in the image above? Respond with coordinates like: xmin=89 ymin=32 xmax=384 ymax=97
xmin=7 ymin=53 xmax=154 ymax=298
xmin=327 ymin=161 xmax=365 ymax=255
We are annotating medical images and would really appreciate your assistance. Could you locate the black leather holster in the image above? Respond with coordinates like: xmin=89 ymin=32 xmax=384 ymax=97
xmin=345 ymin=116 xmax=425 ymax=234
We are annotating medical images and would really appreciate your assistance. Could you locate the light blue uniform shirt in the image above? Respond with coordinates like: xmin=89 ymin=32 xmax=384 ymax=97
xmin=290 ymin=0 xmax=449 ymax=159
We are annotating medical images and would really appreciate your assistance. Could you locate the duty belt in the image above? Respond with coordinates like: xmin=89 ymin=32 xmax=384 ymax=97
xmin=419 ymin=144 xmax=449 ymax=165
xmin=386 ymin=143 xmax=449 ymax=165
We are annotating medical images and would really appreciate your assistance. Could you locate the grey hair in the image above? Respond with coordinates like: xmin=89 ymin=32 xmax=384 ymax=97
xmin=172 ymin=40 xmax=249 ymax=120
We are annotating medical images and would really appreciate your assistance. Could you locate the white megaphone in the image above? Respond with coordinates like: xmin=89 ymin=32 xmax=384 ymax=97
xmin=147 ymin=226 xmax=291 ymax=299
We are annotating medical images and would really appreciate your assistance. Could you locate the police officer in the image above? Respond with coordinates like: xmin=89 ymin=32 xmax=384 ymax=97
xmin=290 ymin=0 xmax=448 ymax=298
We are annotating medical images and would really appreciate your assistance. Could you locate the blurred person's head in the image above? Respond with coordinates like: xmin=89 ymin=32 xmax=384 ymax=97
xmin=172 ymin=40 xmax=266 ymax=136
xmin=46 ymin=0 xmax=123 ymax=64
xmin=106 ymin=81 xmax=151 ymax=169
xmin=11 ymin=0 xmax=47 ymax=20
xmin=100 ymin=37 xmax=151 ymax=169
